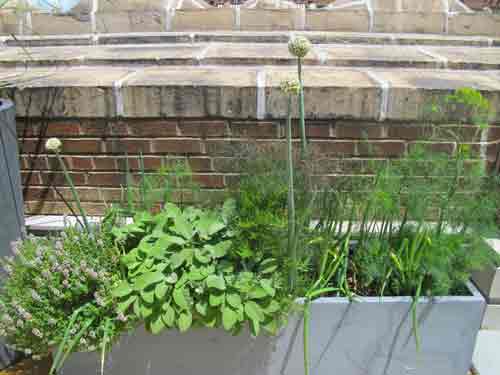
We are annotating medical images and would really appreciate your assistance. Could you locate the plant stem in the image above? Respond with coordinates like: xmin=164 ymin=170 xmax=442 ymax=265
xmin=286 ymin=95 xmax=297 ymax=292
xmin=55 ymin=151 xmax=90 ymax=232
xmin=298 ymin=58 xmax=307 ymax=159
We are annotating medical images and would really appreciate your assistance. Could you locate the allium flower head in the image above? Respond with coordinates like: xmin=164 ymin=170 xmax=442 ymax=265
xmin=280 ymin=79 xmax=300 ymax=96
xmin=32 ymin=328 xmax=43 ymax=338
xmin=45 ymin=138 xmax=62 ymax=152
xmin=288 ymin=36 xmax=312 ymax=58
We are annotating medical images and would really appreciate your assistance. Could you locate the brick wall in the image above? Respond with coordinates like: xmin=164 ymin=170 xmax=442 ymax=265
xmin=17 ymin=118 xmax=500 ymax=216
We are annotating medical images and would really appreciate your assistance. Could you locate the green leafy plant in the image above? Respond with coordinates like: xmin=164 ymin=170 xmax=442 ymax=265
xmin=112 ymin=202 xmax=290 ymax=337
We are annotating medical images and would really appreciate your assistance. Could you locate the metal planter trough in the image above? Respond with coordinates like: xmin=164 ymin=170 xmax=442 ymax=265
xmin=62 ymin=282 xmax=484 ymax=375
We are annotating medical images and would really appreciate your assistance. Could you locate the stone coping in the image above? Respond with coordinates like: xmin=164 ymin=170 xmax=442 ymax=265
xmin=1 ymin=8 xmax=499 ymax=36
xmin=1 ymin=66 xmax=500 ymax=121
xmin=4 ymin=31 xmax=499 ymax=47
xmin=0 ymin=42 xmax=499 ymax=70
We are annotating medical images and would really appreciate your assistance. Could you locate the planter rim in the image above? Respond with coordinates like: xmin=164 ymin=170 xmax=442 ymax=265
xmin=300 ymin=281 xmax=483 ymax=305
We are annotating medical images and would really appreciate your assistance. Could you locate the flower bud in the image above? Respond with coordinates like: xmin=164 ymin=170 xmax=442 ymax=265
xmin=288 ymin=36 xmax=312 ymax=58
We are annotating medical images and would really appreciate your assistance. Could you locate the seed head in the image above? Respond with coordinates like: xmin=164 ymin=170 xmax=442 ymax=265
xmin=45 ymin=138 xmax=62 ymax=152
xmin=280 ymin=79 xmax=301 ymax=96
xmin=288 ymin=36 xmax=312 ymax=58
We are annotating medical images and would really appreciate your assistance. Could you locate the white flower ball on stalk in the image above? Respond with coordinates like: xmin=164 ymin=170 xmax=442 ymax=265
xmin=288 ymin=36 xmax=312 ymax=59
xmin=280 ymin=79 xmax=300 ymax=96
xmin=45 ymin=137 xmax=62 ymax=152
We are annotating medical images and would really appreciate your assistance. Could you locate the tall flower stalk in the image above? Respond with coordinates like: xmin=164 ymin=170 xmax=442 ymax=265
xmin=45 ymin=138 xmax=90 ymax=232
xmin=288 ymin=36 xmax=312 ymax=159
xmin=280 ymin=79 xmax=300 ymax=291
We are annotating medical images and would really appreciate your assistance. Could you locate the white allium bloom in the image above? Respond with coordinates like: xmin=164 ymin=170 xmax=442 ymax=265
xmin=45 ymin=137 xmax=62 ymax=152
xmin=288 ymin=36 xmax=312 ymax=58
xmin=280 ymin=79 xmax=300 ymax=96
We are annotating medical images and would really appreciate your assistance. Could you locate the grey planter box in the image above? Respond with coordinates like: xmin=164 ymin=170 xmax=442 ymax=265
xmin=0 ymin=99 xmax=24 ymax=253
xmin=472 ymin=239 xmax=500 ymax=304
xmin=63 ymin=282 xmax=484 ymax=375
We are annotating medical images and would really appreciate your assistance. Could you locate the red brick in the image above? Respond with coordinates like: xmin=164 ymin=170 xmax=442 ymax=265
xmin=335 ymin=122 xmax=384 ymax=139
xmin=153 ymin=139 xmax=203 ymax=154
xmin=107 ymin=139 xmax=152 ymax=154
xmin=18 ymin=139 xmax=43 ymax=154
xmin=20 ymin=171 xmax=41 ymax=185
xmin=70 ymin=157 xmax=94 ymax=170
xmin=61 ymin=139 xmax=103 ymax=154
xmin=358 ymin=141 xmax=406 ymax=157
xmin=46 ymin=122 xmax=81 ymax=137
xmin=93 ymin=157 xmax=117 ymax=170
xmin=179 ymin=120 xmax=227 ymax=138
xmin=283 ymin=121 xmax=331 ymax=138
xmin=23 ymin=187 xmax=53 ymax=200
xmin=40 ymin=172 xmax=86 ymax=186
xmin=387 ymin=125 xmax=428 ymax=140
xmin=17 ymin=121 xmax=40 ymax=137
xmin=87 ymin=173 xmax=124 ymax=187
xmin=408 ymin=142 xmax=456 ymax=155
xmin=489 ymin=126 xmax=500 ymax=142
xmin=79 ymin=119 xmax=110 ymax=137
xmin=24 ymin=201 xmax=107 ymax=216
xmin=128 ymin=120 xmax=178 ymax=137
xmin=309 ymin=140 xmax=356 ymax=157
xmin=231 ymin=121 xmax=277 ymax=138
xmin=192 ymin=174 xmax=225 ymax=188
xmin=21 ymin=155 xmax=48 ymax=170
xmin=487 ymin=141 xmax=500 ymax=163
xmin=54 ymin=187 xmax=102 ymax=202
xmin=187 ymin=157 xmax=212 ymax=172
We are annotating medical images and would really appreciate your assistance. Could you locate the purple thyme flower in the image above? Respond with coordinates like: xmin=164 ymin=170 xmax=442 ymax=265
xmin=16 ymin=320 xmax=23 ymax=328
xmin=30 ymin=290 xmax=42 ymax=302
xmin=117 ymin=312 xmax=127 ymax=322
xmin=86 ymin=269 xmax=98 ymax=280
xmin=10 ymin=240 xmax=21 ymax=256
xmin=54 ymin=241 xmax=63 ymax=251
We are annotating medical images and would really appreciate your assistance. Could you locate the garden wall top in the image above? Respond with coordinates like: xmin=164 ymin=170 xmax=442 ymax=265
xmin=0 ymin=0 xmax=499 ymax=36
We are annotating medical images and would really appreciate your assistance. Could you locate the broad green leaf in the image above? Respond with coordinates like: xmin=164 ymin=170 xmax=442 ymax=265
xmin=173 ymin=288 xmax=189 ymax=310
xmin=206 ymin=275 xmax=226 ymax=291
xmin=210 ymin=241 xmax=232 ymax=258
xmin=222 ymin=307 xmax=238 ymax=331
xmin=178 ymin=312 xmax=193 ymax=332
xmin=150 ymin=314 xmax=165 ymax=334
xmin=195 ymin=301 xmax=208 ymax=316
xmin=248 ymin=286 xmax=268 ymax=299
xmin=140 ymin=304 xmax=153 ymax=318
xmin=259 ymin=279 xmax=275 ymax=297
xmin=197 ymin=212 xmax=226 ymax=239
xmin=244 ymin=301 xmax=265 ymax=322
xmin=263 ymin=300 xmax=280 ymax=314
xmin=172 ymin=215 xmax=194 ymax=240
xmin=171 ymin=248 xmax=194 ymax=270
xmin=133 ymin=298 xmax=141 ymax=317
xmin=165 ymin=272 xmax=178 ymax=284
xmin=122 ymin=249 xmax=139 ymax=266
xmin=162 ymin=304 xmax=175 ymax=327
xmin=262 ymin=319 xmax=280 ymax=335
xmin=141 ymin=290 xmax=155 ymax=304
xmin=155 ymin=282 xmax=168 ymax=300
xmin=117 ymin=295 xmax=137 ymax=313
xmin=188 ymin=269 xmax=205 ymax=281
xmin=249 ymin=318 xmax=260 ymax=337
xmin=218 ymin=260 xmax=234 ymax=274
xmin=133 ymin=272 xmax=164 ymax=291
xmin=209 ymin=293 xmax=225 ymax=307
xmin=112 ymin=281 xmax=133 ymax=298
xmin=194 ymin=249 xmax=211 ymax=264
xmin=226 ymin=294 xmax=242 ymax=309
xmin=259 ymin=258 xmax=279 ymax=274
xmin=164 ymin=203 xmax=181 ymax=219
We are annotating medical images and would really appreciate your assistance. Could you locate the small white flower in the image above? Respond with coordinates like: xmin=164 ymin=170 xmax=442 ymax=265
xmin=45 ymin=138 xmax=62 ymax=152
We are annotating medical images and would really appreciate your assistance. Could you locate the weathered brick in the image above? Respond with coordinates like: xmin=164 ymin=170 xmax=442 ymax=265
xmin=70 ymin=156 xmax=94 ymax=170
xmin=192 ymin=174 xmax=225 ymax=189
xmin=21 ymin=155 xmax=48 ymax=170
xmin=387 ymin=125 xmax=429 ymax=140
xmin=335 ymin=122 xmax=385 ymax=139
xmin=489 ymin=126 xmax=500 ymax=142
xmin=107 ymin=139 xmax=152 ymax=154
xmin=79 ymin=119 xmax=110 ymax=137
xmin=153 ymin=139 xmax=203 ymax=154
xmin=23 ymin=186 xmax=53 ymax=200
xmin=281 ymin=121 xmax=332 ymax=138
xmin=87 ymin=173 xmax=125 ymax=187
xmin=62 ymin=139 xmax=103 ymax=154
xmin=40 ymin=172 xmax=87 ymax=186
xmin=231 ymin=121 xmax=278 ymax=138
xmin=21 ymin=171 xmax=41 ymax=186
xmin=45 ymin=122 xmax=81 ymax=137
xmin=93 ymin=157 xmax=118 ymax=170
xmin=358 ymin=141 xmax=406 ymax=157
xmin=128 ymin=120 xmax=178 ymax=137
xmin=408 ymin=141 xmax=456 ymax=154
xmin=309 ymin=140 xmax=357 ymax=157
xmin=179 ymin=120 xmax=227 ymax=138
